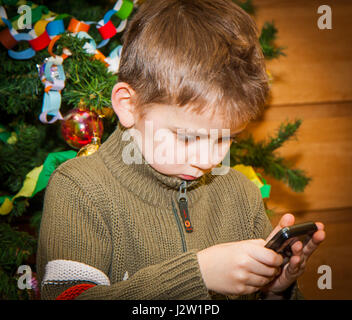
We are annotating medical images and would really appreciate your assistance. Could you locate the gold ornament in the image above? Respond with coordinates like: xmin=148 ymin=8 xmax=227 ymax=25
xmin=96 ymin=107 xmax=115 ymax=119
xmin=77 ymin=135 xmax=101 ymax=157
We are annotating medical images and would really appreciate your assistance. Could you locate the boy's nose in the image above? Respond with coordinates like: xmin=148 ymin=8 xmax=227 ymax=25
xmin=188 ymin=152 xmax=217 ymax=171
xmin=187 ymin=140 xmax=231 ymax=171
xmin=192 ymin=161 xmax=214 ymax=172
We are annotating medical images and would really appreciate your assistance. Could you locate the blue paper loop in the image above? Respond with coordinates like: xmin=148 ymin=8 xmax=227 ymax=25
xmin=39 ymin=91 xmax=63 ymax=124
xmin=8 ymin=33 xmax=35 ymax=60
xmin=46 ymin=19 xmax=65 ymax=36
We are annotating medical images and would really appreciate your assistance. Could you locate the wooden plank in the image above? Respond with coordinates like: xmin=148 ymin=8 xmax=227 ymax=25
xmin=254 ymin=0 xmax=352 ymax=105
xmin=269 ymin=208 xmax=352 ymax=299
xmin=244 ymin=101 xmax=352 ymax=213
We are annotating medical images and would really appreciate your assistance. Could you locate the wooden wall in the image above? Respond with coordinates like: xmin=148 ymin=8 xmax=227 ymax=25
xmin=248 ymin=0 xmax=352 ymax=299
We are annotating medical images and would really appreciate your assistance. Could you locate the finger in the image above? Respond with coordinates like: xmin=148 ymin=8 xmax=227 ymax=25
xmin=245 ymin=273 xmax=276 ymax=288
xmin=315 ymin=222 xmax=325 ymax=231
xmin=285 ymin=255 xmax=302 ymax=277
xmin=291 ymin=240 xmax=303 ymax=256
xmin=265 ymin=213 xmax=295 ymax=243
xmin=247 ymin=260 xmax=281 ymax=278
xmin=303 ymin=229 xmax=326 ymax=257
xmin=248 ymin=246 xmax=284 ymax=267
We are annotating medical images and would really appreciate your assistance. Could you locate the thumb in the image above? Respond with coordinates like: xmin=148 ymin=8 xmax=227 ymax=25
xmin=265 ymin=213 xmax=295 ymax=243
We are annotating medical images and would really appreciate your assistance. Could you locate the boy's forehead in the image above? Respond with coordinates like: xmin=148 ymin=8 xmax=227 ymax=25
xmin=144 ymin=103 xmax=246 ymax=132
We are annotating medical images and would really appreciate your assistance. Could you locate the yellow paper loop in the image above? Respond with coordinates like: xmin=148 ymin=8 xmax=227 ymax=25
xmin=34 ymin=19 xmax=50 ymax=36
xmin=0 ymin=165 xmax=43 ymax=215
xmin=232 ymin=164 xmax=264 ymax=189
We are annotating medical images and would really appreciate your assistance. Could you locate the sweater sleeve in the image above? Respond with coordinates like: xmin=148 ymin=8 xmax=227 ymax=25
xmin=251 ymin=185 xmax=305 ymax=300
xmin=36 ymin=170 xmax=210 ymax=300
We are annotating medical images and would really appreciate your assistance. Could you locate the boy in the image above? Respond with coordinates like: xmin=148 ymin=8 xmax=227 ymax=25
xmin=36 ymin=0 xmax=325 ymax=300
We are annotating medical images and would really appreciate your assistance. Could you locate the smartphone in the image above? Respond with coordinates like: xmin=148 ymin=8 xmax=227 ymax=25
xmin=265 ymin=222 xmax=318 ymax=266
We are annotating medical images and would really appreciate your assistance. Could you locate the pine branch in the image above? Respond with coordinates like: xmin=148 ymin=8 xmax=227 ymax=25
xmin=259 ymin=21 xmax=287 ymax=60
xmin=233 ymin=0 xmax=255 ymax=14
xmin=266 ymin=119 xmax=302 ymax=152
xmin=230 ymin=120 xmax=312 ymax=192
xmin=0 ymin=223 xmax=36 ymax=300
xmin=0 ymin=124 xmax=48 ymax=194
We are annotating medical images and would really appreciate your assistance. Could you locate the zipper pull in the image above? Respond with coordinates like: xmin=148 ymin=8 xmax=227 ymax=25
xmin=177 ymin=181 xmax=193 ymax=233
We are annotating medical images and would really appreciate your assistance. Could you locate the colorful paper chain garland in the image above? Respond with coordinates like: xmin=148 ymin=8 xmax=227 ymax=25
xmin=1 ymin=1 xmax=131 ymax=124
xmin=0 ymin=0 xmax=133 ymax=56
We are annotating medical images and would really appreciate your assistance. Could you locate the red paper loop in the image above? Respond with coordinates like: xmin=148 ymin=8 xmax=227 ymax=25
xmin=0 ymin=28 xmax=18 ymax=49
xmin=29 ymin=30 xmax=51 ymax=51
xmin=98 ymin=20 xmax=117 ymax=40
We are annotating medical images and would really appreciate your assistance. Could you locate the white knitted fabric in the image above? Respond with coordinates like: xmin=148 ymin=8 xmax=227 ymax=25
xmin=42 ymin=259 xmax=110 ymax=287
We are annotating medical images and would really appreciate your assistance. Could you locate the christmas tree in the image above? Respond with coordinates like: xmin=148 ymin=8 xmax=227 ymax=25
xmin=0 ymin=0 xmax=310 ymax=299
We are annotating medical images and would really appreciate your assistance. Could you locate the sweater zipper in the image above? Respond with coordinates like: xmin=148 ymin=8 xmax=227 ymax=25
xmin=171 ymin=199 xmax=187 ymax=253
xmin=177 ymin=181 xmax=193 ymax=233
xmin=171 ymin=181 xmax=194 ymax=252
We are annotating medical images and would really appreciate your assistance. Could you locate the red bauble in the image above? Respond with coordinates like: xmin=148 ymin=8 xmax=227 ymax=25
xmin=61 ymin=108 xmax=103 ymax=149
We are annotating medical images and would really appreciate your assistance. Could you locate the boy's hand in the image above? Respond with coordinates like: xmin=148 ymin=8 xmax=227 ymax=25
xmin=261 ymin=214 xmax=326 ymax=296
xmin=197 ymin=239 xmax=284 ymax=296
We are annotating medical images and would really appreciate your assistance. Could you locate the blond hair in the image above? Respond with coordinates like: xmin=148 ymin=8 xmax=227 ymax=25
xmin=117 ymin=0 xmax=269 ymax=129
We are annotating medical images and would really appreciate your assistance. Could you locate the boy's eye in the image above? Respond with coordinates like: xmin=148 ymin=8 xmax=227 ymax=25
xmin=176 ymin=133 xmax=237 ymax=144
xmin=177 ymin=135 xmax=198 ymax=143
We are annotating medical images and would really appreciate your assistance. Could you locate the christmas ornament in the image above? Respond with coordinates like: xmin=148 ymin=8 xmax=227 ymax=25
xmin=77 ymin=135 xmax=101 ymax=157
xmin=61 ymin=108 xmax=104 ymax=150
xmin=96 ymin=106 xmax=115 ymax=119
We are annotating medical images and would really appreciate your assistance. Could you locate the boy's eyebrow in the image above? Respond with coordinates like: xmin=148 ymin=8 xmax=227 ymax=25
xmin=172 ymin=127 xmax=245 ymax=138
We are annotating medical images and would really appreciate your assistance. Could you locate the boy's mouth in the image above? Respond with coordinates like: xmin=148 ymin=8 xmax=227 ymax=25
xmin=178 ymin=174 xmax=198 ymax=180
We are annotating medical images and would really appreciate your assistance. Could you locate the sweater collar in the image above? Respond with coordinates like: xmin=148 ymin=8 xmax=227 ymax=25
xmin=97 ymin=122 xmax=210 ymax=208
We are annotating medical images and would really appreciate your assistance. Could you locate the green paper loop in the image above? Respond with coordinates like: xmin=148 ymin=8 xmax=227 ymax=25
xmin=54 ymin=13 xmax=70 ymax=20
xmin=0 ymin=150 xmax=77 ymax=210
xmin=32 ymin=150 xmax=77 ymax=196
xmin=116 ymin=0 xmax=134 ymax=20
xmin=256 ymin=172 xmax=271 ymax=198
xmin=260 ymin=184 xmax=271 ymax=199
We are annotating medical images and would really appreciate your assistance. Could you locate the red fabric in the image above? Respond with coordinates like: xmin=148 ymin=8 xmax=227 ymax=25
xmin=56 ymin=283 xmax=96 ymax=300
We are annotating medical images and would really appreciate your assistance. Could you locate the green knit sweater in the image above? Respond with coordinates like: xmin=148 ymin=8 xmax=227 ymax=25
xmin=36 ymin=122 xmax=303 ymax=300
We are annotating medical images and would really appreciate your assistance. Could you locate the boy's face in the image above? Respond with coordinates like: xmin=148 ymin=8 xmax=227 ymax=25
xmin=129 ymin=104 xmax=247 ymax=180
xmin=112 ymin=83 xmax=247 ymax=180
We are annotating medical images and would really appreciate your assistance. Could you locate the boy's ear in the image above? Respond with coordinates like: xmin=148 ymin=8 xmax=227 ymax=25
xmin=111 ymin=82 xmax=137 ymax=128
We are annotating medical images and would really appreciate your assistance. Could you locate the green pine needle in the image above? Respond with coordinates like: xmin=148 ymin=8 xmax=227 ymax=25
xmin=230 ymin=120 xmax=312 ymax=192
xmin=259 ymin=21 xmax=287 ymax=59
xmin=233 ymin=0 xmax=255 ymax=14
xmin=266 ymin=119 xmax=302 ymax=152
